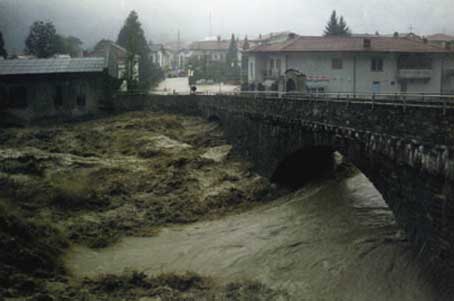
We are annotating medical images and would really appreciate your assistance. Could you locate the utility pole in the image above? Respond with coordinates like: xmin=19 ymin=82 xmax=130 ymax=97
xmin=177 ymin=29 xmax=181 ymax=51
xmin=209 ymin=11 xmax=213 ymax=37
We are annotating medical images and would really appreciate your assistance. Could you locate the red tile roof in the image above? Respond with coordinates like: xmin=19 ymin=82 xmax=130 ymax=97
xmin=190 ymin=41 xmax=230 ymax=51
xmin=189 ymin=40 xmax=252 ymax=51
xmin=427 ymin=34 xmax=454 ymax=41
xmin=249 ymin=36 xmax=450 ymax=53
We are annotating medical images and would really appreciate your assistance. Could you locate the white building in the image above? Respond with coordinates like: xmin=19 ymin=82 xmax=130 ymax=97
xmin=150 ymin=44 xmax=174 ymax=70
xmin=189 ymin=37 xmax=247 ymax=65
xmin=89 ymin=40 xmax=140 ymax=91
xmin=247 ymin=35 xmax=454 ymax=94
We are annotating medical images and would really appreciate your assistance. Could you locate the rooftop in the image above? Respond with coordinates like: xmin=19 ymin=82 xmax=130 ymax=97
xmin=249 ymin=36 xmax=450 ymax=53
xmin=426 ymin=33 xmax=454 ymax=41
xmin=189 ymin=40 xmax=251 ymax=51
xmin=190 ymin=40 xmax=231 ymax=51
xmin=0 ymin=57 xmax=106 ymax=76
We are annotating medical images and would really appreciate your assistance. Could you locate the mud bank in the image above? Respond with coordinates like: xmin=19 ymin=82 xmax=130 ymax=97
xmin=0 ymin=112 xmax=280 ymax=300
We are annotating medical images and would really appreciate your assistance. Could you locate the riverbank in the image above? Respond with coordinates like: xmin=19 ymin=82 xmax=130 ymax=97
xmin=0 ymin=111 xmax=283 ymax=300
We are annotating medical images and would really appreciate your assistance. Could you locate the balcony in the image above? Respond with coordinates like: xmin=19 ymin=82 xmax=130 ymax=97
xmin=397 ymin=69 xmax=432 ymax=80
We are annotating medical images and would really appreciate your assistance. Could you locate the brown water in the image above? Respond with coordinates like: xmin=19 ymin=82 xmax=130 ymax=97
xmin=66 ymin=173 xmax=436 ymax=300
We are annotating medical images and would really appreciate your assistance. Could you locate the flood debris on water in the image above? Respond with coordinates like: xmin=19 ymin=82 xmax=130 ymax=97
xmin=0 ymin=111 xmax=282 ymax=300
xmin=0 ymin=203 xmax=68 ymax=299
xmin=38 ymin=271 xmax=288 ymax=301
xmin=0 ymin=112 xmax=276 ymax=248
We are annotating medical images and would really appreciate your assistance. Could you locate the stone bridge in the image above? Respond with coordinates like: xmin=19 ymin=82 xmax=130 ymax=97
xmin=115 ymin=93 xmax=454 ymax=263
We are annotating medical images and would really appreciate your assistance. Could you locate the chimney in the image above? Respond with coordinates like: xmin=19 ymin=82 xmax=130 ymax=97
xmin=217 ymin=35 xmax=221 ymax=42
xmin=363 ymin=38 xmax=372 ymax=49
xmin=288 ymin=33 xmax=297 ymax=40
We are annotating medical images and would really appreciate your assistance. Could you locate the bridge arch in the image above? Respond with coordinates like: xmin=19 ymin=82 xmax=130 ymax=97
xmin=201 ymin=106 xmax=445 ymax=261
xmin=286 ymin=79 xmax=296 ymax=92
xmin=207 ymin=114 xmax=222 ymax=124
xmin=271 ymin=146 xmax=335 ymax=189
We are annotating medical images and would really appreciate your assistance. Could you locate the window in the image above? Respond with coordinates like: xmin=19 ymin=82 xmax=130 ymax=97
xmin=332 ymin=58 xmax=343 ymax=69
xmin=276 ymin=59 xmax=281 ymax=75
xmin=371 ymin=58 xmax=384 ymax=72
xmin=9 ymin=86 xmax=27 ymax=109
xmin=54 ymin=86 xmax=63 ymax=108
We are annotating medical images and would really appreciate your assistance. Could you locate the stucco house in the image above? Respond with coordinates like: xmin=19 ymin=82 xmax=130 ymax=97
xmin=89 ymin=40 xmax=140 ymax=90
xmin=189 ymin=37 xmax=250 ymax=65
xmin=150 ymin=44 xmax=174 ymax=71
xmin=0 ymin=57 xmax=118 ymax=123
xmin=247 ymin=35 xmax=454 ymax=94
xmin=427 ymin=33 xmax=454 ymax=49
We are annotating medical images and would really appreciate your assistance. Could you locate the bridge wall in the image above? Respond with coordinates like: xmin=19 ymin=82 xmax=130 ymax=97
xmin=116 ymin=94 xmax=454 ymax=261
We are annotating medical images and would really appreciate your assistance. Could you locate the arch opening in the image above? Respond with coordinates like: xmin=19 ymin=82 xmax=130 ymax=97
xmin=271 ymin=146 xmax=335 ymax=189
xmin=208 ymin=115 xmax=221 ymax=123
xmin=286 ymin=79 xmax=296 ymax=92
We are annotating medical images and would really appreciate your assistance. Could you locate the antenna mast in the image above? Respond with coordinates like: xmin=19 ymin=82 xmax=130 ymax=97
xmin=209 ymin=11 xmax=213 ymax=37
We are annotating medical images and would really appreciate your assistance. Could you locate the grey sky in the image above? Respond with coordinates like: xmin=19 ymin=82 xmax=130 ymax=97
xmin=1 ymin=0 xmax=453 ymax=52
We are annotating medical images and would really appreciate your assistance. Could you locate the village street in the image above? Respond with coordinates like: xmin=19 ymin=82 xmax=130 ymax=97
xmin=153 ymin=77 xmax=240 ymax=95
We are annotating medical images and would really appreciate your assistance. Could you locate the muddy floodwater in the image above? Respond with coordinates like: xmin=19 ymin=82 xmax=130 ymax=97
xmin=67 ymin=172 xmax=435 ymax=301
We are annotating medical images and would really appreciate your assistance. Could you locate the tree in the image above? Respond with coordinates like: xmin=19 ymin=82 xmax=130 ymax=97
xmin=243 ymin=36 xmax=250 ymax=51
xmin=324 ymin=10 xmax=351 ymax=36
xmin=60 ymin=36 xmax=83 ymax=57
xmin=324 ymin=11 xmax=338 ymax=36
xmin=0 ymin=31 xmax=7 ymax=59
xmin=338 ymin=16 xmax=351 ymax=36
xmin=241 ymin=36 xmax=250 ymax=82
xmin=225 ymin=34 xmax=241 ymax=82
xmin=117 ymin=11 xmax=160 ymax=90
xmin=24 ymin=21 xmax=60 ymax=58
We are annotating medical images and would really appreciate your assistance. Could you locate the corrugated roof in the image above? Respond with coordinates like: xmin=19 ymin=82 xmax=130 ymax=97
xmin=0 ymin=57 xmax=106 ymax=76
xmin=249 ymin=36 xmax=450 ymax=53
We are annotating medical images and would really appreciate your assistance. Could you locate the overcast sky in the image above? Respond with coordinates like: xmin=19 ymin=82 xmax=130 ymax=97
xmin=1 ymin=0 xmax=454 ymax=51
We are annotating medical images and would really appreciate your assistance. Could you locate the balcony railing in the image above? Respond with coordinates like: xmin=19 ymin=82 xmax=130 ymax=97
xmin=398 ymin=69 xmax=432 ymax=79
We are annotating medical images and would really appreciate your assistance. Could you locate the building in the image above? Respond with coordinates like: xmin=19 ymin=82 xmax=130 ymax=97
xmin=150 ymin=44 xmax=174 ymax=71
xmin=189 ymin=37 xmax=249 ymax=65
xmin=0 ymin=57 xmax=118 ymax=123
xmin=176 ymin=48 xmax=192 ymax=70
xmin=427 ymin=33 xmax=454 ymax=49
xmin=89 ymin=40 xmax=140 ymax=88
xmin=252 ymin=31 xmax=298 ymax=45
xmin=247 ymin=35 xmax=454 ymax=94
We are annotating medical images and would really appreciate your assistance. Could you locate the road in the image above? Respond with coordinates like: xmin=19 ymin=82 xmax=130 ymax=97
xmin=153 ymin=77 xmax=240 ymax=95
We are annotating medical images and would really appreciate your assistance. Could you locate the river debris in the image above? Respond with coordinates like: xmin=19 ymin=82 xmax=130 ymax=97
xmin=37 ymin=271 xmax=288 ymax=301
xmin=0 ymin=111 xmax=275 ymax=248
xmin=0 ymin=111 xmax=281 ymax=300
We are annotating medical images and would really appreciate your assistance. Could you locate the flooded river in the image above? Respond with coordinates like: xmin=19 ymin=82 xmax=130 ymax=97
xmin=67 ymin=173 xmax=437 ymax=300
